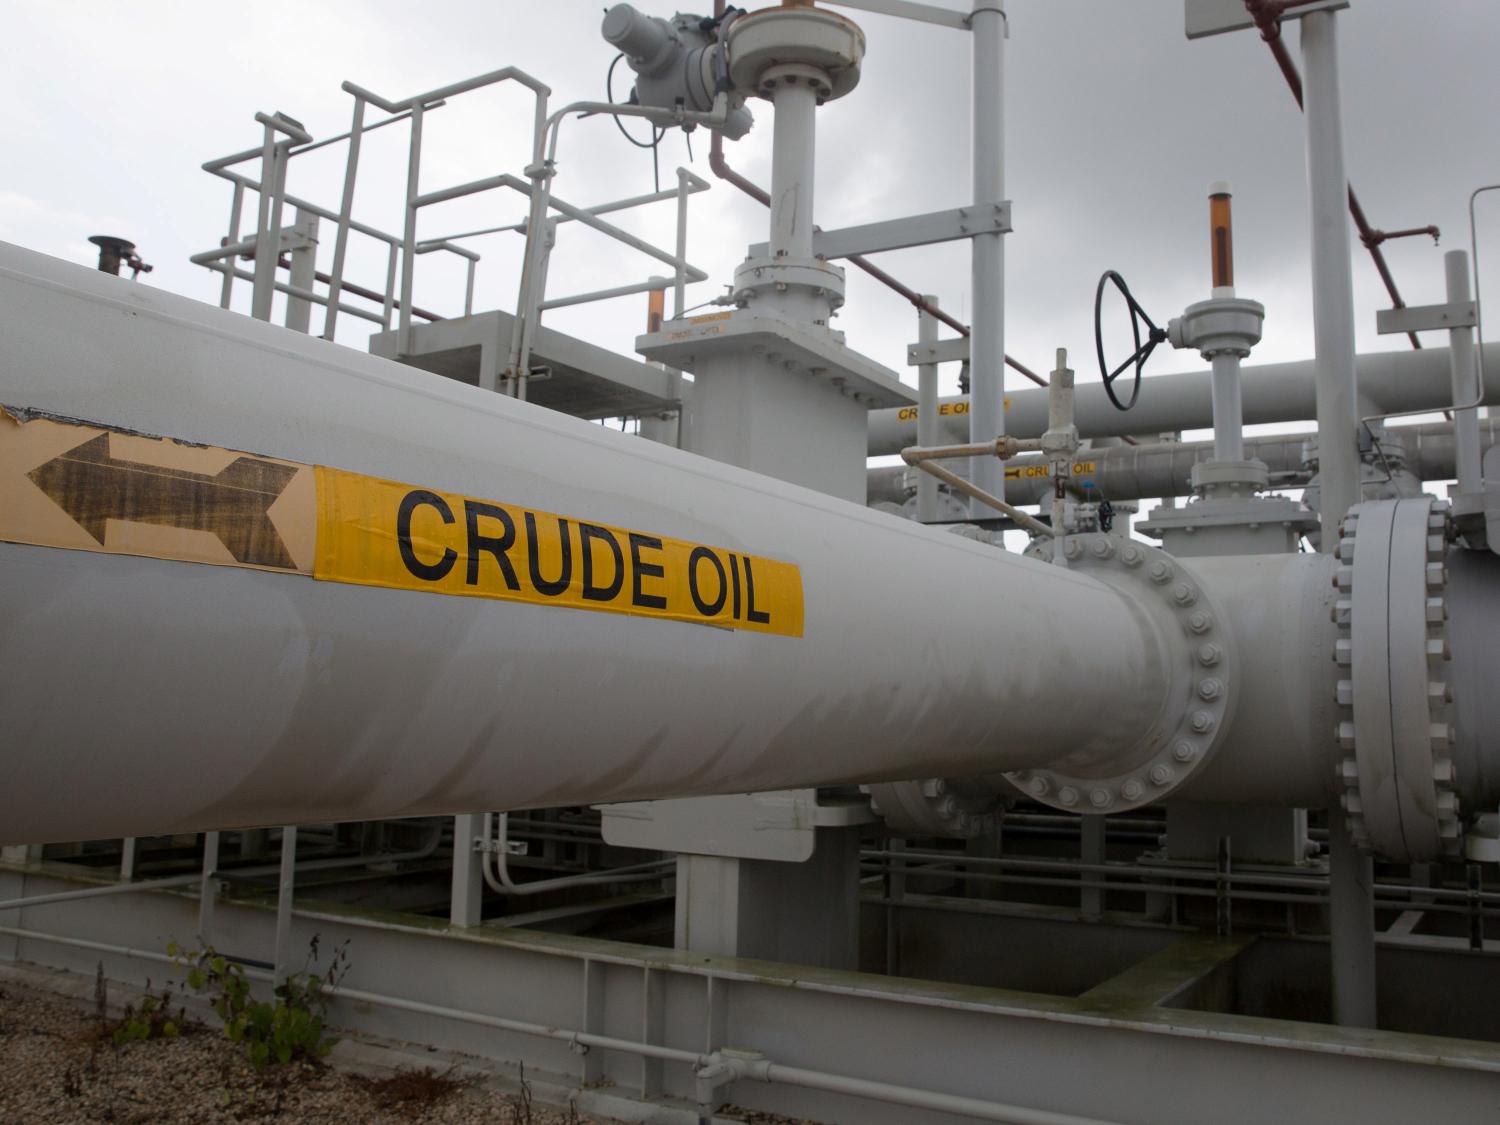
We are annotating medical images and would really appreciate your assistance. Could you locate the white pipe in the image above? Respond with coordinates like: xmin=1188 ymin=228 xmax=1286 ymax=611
xmin=769 ymin=82 xmax=818 ymax=261
xmin=480 ymin=812 xmax=672 ymax=896
xmin=1301 ymin=8 xmax=1376 ymax=1032
xmin=0 ymin=241 xmax=1173 ymax=844
xmin=1446 ymin=249 xmax=1482 ymax=493
xmin=1302 ymin=11 xmax=1360 ymax=536
xmin=968 ymin=1 xmax=1007 ymax=513
xmin=1210 ymin=353 xmax=1244 ymax=462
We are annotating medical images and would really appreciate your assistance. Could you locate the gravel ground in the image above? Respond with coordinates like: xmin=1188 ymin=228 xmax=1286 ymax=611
xmin=0 ymin=974 xmax=613 ymax=1124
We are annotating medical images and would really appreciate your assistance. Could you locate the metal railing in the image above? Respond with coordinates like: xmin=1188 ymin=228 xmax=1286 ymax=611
xmin=191 ymin=64 xmax=715 ymax=400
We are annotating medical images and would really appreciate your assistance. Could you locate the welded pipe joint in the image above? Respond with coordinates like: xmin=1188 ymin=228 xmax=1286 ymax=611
xmin=1006 ymin=535 xmax=1237 ymax=814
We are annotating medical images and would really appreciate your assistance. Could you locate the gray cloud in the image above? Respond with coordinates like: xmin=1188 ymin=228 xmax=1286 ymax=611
xmin=3 ymin=0 xmax=1497 ymax=412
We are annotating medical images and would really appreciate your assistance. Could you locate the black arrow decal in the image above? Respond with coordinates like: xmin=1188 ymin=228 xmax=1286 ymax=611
xmin=26 ymin=433 xmax=299 ymax=570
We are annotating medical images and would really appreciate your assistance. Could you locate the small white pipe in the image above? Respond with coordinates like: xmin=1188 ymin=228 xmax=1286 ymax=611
xmin=1210 ymin=353 xmax=1245 ymax=462
xmin=481 ymin=813 xmax=672 ymax=897
xmin=769 ymin=82 xmax=819 ymax=261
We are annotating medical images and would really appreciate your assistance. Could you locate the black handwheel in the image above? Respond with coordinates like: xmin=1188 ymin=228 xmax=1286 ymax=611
xmin=1093 ymin=270 xmax=1168 ymax=412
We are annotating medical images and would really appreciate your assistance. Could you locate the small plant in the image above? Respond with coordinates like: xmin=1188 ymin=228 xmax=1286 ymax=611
xmin=170 ymin=936 xmax=349 ymax=1068
xmin=110 ymin=979 xmax=184 ymax=1044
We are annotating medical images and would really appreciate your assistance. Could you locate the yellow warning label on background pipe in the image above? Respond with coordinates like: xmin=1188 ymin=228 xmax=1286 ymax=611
xmin=1 ymin=408 xmax=804 ymax=638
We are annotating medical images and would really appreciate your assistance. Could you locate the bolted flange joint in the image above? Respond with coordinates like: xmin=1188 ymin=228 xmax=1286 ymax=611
xmin=1007 ymin=535 xmax=1236 ymax=815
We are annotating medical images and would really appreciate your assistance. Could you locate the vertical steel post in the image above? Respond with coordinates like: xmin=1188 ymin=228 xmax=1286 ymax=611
xmin=119 ymin=838 xmax=137 ymax=882
xmin=1080 ymin=816 xmax=1104 ymax=920
xmin=283 ymin=209 xmax=319 ymax=334
xmin=916 ymin=296 xmax=941 ymax=522
xmin=197 ymin=830 xmax=220 ymax=942
xmin=323 ymin=95 xmax=366 ymax=341
xmin=674 ymin=167 xmax=691 ymax=318
xmin=398 ymin=102 xmax=425 ymax=356
xmin=1446 ymin=249 xmax=1482 ymax=493
xmin=1303 ymin=12 xmax=1360 ymax=531
xmin=449 ymin=814 xmax=484 ymax=927
xmin=381 ymin=242 xmax=398 ymax=330
xmin=273 ymin=825 xmax=297 ymax=986
xmin=968 ymin=2 xmax=1007 ymax=515
xmin=250 ymin=124 xmax=284 ymax=323
xmin=1302 ymin=8 xmax=1376 ymax=1029
xmin=219 ymin=183 xmax=245 ymax=311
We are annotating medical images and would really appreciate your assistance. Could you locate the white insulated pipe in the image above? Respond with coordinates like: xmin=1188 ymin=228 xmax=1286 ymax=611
xmin=0 ymin=242 xmax=1171 ymax=845
xmin=967 ymin=1 xmax=1007 ymax=513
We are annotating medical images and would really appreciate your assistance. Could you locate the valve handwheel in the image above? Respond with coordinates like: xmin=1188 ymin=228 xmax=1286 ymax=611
xmin=1093 ymin=270 xmax=1168 ymax=412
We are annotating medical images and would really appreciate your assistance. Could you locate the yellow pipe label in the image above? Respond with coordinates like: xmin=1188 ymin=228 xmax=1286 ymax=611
xmin=315 ymin=467 xmax=803 ymax=636
xmin=1 ymin=409 xmax=804 ymax=638
xmin=1004 ymin=461 xmax=1097 ymax=481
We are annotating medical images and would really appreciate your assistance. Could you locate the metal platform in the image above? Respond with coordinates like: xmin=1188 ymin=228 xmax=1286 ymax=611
xmin=370 ymin=310 xmax=680 ymax=421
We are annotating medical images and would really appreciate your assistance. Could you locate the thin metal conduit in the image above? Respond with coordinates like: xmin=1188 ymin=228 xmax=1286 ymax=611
xmin=480 ymin=812 xmax=672 ymax=896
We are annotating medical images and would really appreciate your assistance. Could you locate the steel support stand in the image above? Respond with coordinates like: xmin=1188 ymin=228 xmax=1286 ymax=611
xmin=197 ymin=830 xmax=220 ymax=942
xmin=1303 ymin=8 xmax=1376 ymax=1029
xmin=273 ymin=825 xmax=297 ymax=986
xmin=1080 ymin=816 xmax=1104 ymax=919
xmin=449 ymin=813 xmax=484 ymax=927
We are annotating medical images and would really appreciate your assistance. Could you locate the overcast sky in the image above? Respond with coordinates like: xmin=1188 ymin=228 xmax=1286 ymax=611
xmin=5 ymin=0 xmax=1499 ymax=425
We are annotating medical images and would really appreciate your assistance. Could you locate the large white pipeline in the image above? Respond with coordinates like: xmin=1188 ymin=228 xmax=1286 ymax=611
xmin=0 ymin=242 xmax=1177 ymax=843
xmin=6 ymin=244 xmax=1498 ymax=855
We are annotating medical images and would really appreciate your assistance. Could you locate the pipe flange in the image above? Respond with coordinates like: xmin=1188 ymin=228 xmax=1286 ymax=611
xmin=732 ymin=256 xmax=846 ymax=310
xmin=1006 ymin=536 xmax=1236 ymax=814
xmin=1333 ymin=497 xmax=1460 ymax=860
xmin=863 ymin=776 xmax=1007 ymax=839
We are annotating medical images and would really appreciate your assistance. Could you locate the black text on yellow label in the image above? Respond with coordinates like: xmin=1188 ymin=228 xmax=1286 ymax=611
xmin=314 ymin=469 xmax=803 ymax=637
